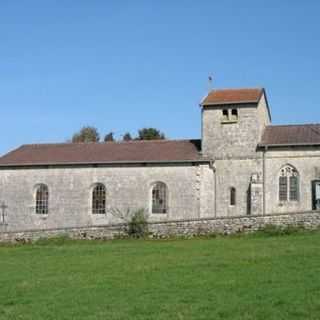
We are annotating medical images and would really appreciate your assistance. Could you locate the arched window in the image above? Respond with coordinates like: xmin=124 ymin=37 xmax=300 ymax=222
xmin=279 ymin=165 xmax=299 ymax=202
xmin=92 ymin=184 xmax=106 ymax=214
xmin=35 ymin=184 xmax=49 ymax=214
xmin=230 ymin=187 xmax=236 ymax=206
xmin=231 ymin=109 xmax=238 ymax=121
xmin=152 ymin=182 xmax=168 ymax=214
xmin=222 ymin=109 xmax=229 ymax=121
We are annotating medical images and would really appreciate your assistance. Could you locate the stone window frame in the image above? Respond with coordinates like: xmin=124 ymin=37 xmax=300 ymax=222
xmin=91 ymin=183 xmax=107 ymax=215
xmin=222 ymin=109 xmax=229 ymax=121
xmin=278 ymin=164 xmax=300 ymax=203
xmin=230 ymin=187 xmax=236 ymax=206
xmin=34 ymin=183 xmax=49 ymax=215
xmin=221 ymin=107 xmax=239 ymax=123
xmin=150 ymin=181 xmax=169 ymax=215
xmin=231 ymin=109 xmax=238 ymax=121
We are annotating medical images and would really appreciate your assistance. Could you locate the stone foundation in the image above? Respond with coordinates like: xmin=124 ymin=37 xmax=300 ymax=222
xmin=1 ymin=211 xmax=320 ymax=243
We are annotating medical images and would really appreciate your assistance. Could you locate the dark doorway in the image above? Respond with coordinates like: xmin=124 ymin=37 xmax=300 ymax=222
xmin=312 ymin=180 xmax=320 ymax=210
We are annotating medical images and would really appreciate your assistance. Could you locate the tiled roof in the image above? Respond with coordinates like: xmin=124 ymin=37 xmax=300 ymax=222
xmin=201 ymin=88 xmax=264 ymax=106
xmin=0 ymin=140 xmax=203 ymax=167
xmin=260 ymin=124 xmax=320 ymax=146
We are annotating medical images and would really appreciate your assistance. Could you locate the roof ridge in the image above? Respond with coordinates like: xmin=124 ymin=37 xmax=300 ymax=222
xmin=20 ymin=139 xmax=200 ymax=148
xmin=211 ymin=87 xmax=263 ymax=92
xmin=267 ymin=123 xmax=320 ymax=128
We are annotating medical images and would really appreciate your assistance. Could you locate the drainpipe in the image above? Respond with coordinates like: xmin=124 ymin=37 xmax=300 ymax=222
xmin=262 ymin=146 xmax=267 ymax=215
xmin=209 ymin=160 xmax=217 ymax=217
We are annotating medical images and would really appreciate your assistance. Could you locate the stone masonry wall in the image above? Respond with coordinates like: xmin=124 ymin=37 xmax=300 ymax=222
xmin=265 ymin=148 xmax=320 ymax=214
xmin=0 ymin=211 xmax=319 ymax=243
xmin=201 ymin=94 xmax=270 ymax=160
xmin=0 ymin=164 xmax=203 ymax=232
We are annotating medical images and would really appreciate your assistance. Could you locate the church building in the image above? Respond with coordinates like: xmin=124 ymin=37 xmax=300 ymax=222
xmin=0 ymin=88 xmax=320 ymax=232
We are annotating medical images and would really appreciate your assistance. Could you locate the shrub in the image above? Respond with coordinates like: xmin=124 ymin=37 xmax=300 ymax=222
xmin=128 ymin=209 xmax=149 ymax=238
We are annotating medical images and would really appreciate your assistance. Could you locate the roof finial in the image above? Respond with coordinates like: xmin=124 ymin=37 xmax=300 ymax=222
xmin=208 ymin=75 xmax=213 ymax=92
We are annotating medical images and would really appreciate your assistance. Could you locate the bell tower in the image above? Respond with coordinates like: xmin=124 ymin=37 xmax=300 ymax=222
xmin=200 ymin=88 xmax=271 ymax=159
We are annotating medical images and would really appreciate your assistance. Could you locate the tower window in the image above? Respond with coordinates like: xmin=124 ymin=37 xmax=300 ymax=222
xmin=222 ymin=109 xmax=229 ymax=121
xmin=231 ymin=109 xmax=238 ymax=121
xmin=221 ymin=108 xmax=238 ymax=123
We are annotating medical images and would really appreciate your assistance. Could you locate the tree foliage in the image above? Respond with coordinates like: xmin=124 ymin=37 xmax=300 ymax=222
xmin=104 ymin=132 xmax=115 ymax=142
xmin=72 ymin=126 xmax=100 ymax=143
xmin=71 ymin=127 xmax=166 ymax=143
xmin=137 ymin=128 xmax=165 ymax=140
xmin=123 ymin=132 xmax=132 ymax=141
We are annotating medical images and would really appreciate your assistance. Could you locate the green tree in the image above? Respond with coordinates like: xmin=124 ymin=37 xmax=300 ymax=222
xmin=72 ymin=126 xmax=100 ymax=143
xmin=104 ymin=132 xmax=115 ymax=142
xmin=137 ymin=128 xmax=165 ymax=140
xmin=123 ymin=132 xmax=133 ymax=141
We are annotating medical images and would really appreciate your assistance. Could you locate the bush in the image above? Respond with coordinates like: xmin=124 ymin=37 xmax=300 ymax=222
xmin=128 ymin=209 xmax=149 ymax=238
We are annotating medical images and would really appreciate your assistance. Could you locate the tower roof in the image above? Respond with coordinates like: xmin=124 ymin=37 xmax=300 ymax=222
xmin=200 ymin=88 xmax=264 ymax=106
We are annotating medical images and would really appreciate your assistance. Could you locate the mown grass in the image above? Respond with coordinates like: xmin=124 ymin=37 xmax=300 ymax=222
xmin=0 ymin=232 xmax=320 ymax=319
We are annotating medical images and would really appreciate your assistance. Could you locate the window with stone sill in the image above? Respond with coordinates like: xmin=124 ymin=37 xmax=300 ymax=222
xmin=279 ymin=165 xmax=299 ymax=202
xmin=35 ymin=184 xmax=49 ymax=215
xmin=92 ymin=183 xmax=106 ymax=214
xmin=151 ymin=182 xmax=168 ymax=214
xmin=231 ymin=109 xmax=238 ymax=121
xmin=222 ymin=109 xmax=229 ymax=121
xmin=221 ymin=108 xmax=238 ymax=123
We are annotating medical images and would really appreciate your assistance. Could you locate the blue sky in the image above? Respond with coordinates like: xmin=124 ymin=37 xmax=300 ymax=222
xmin=1 ymin=0 xmax=320 ymax=155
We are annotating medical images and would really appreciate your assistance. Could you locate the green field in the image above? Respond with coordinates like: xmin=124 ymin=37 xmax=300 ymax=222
xmin=0 ymin=232 xmax=320 ymax=320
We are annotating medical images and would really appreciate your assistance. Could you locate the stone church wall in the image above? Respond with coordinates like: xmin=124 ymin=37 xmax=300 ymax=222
xmin=1 ymin=149 xmax=320 ymax=233
xmin=213 ymin=157 xmax=263 ymax=217
xmin=265 ymin=148 xmax=320 ymax=214
xmin=0 ymin=164 xmax=204 ymax=232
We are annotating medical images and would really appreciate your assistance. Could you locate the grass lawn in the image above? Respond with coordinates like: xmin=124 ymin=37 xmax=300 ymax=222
xmin=0 ymin=232 xmax=320 ymax=320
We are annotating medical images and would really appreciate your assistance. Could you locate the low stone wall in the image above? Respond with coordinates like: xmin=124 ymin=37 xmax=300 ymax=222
xmin=1 ymin=211 xmax=320 ymax=243
xmin=149 ymin=211 xmax=320 ymax=237
xmin=0 ymin=224 xmax=128 ymax=243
